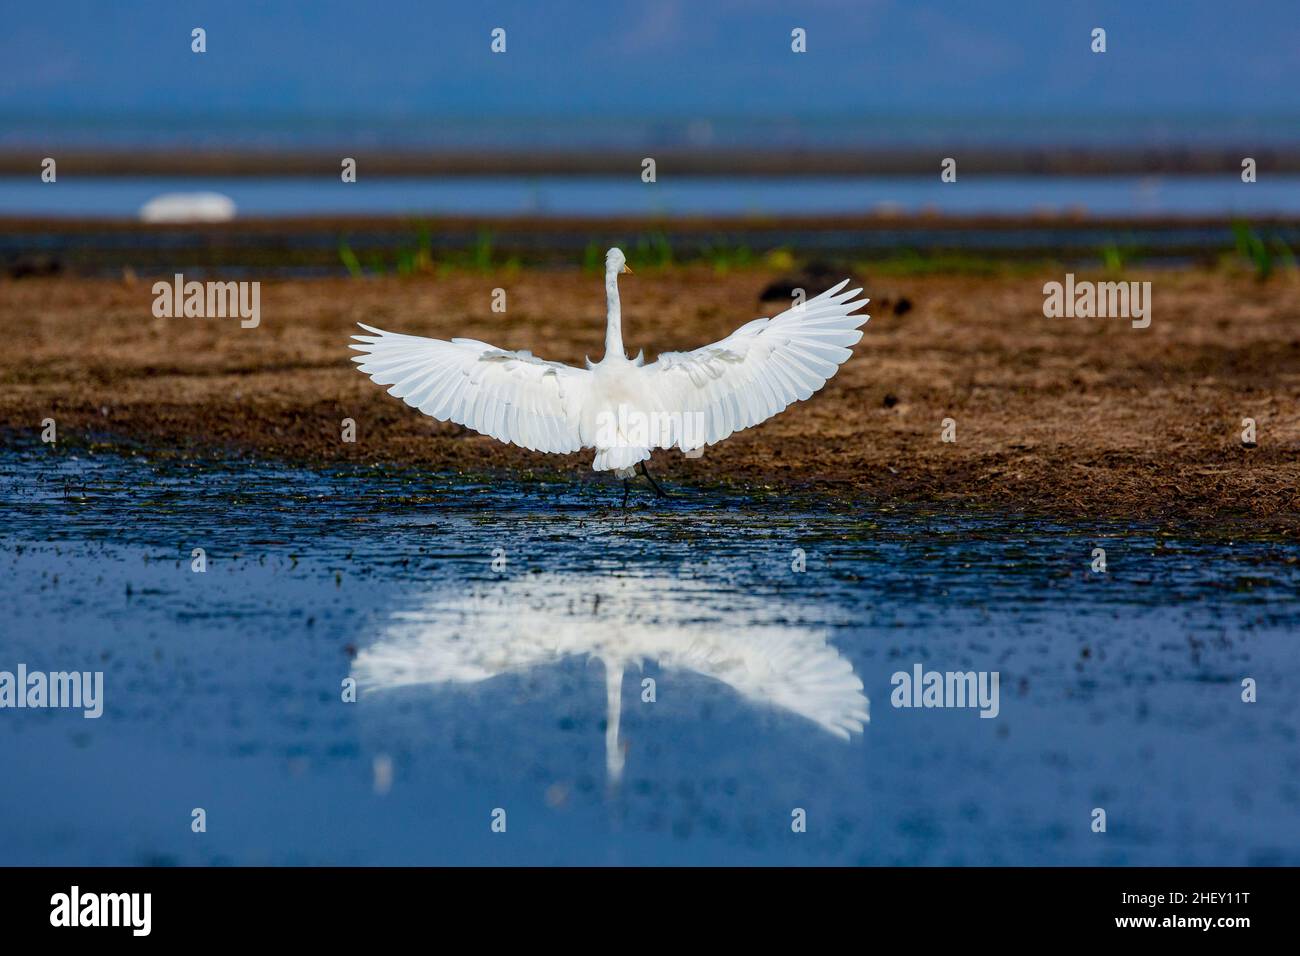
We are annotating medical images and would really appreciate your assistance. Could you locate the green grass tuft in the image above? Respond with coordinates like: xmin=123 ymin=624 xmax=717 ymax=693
xmin=1233 ymin=221 xmax=1273 ymax=281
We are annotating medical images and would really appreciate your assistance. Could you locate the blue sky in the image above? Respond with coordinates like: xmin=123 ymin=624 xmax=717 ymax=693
xmin=2 ymin=1 xmax=1296 ymax=135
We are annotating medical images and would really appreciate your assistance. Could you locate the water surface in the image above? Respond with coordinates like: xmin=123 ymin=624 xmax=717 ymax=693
xmin=1 ymin=443 xmax=1297 ymax=865
xmin=5 ymin=175 xmax=1300 ymax=218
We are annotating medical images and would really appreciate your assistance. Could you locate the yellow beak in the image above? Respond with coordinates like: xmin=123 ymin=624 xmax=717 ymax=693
xmin=622 ymin=263 xmax=634 ymax=274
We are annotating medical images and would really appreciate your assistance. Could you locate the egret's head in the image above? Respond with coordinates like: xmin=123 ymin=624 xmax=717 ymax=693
xmin=606 ymin=247 xmax=632 ymax=274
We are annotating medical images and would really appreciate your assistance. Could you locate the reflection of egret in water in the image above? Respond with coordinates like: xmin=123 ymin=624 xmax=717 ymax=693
xmin=352 ymin=572 xmax=868 ymax=784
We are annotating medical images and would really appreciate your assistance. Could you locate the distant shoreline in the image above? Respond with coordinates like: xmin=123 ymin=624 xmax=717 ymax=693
xmin=5 ymin=211 xmax=1299 ymax=233
xmin=4 ymin=146 xmax=1300 ymax=177
xmin=5 ymin=211 xmax=1297 ymax=277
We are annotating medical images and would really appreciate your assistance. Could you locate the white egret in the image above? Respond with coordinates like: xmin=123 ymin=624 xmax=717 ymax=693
xmin=350 ymin=247 xmax=869 ymax=499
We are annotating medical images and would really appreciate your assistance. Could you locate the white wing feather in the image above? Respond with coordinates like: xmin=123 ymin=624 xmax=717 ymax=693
xmin=654 ymin=627 xmax=870 ymax=740
xmin=349 ymin=324 xmax=590 ymax=453
xmin=645 ymin=279 xmax=869 ymax=450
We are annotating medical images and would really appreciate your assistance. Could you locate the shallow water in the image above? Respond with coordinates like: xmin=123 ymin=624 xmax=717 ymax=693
xmin=5 ymin=174 xmax=1300 ymax=218
xmin=1 ymin=442 xmax=1297 ymax=865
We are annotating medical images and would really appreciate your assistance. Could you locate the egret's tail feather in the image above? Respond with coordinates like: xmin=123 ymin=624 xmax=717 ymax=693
xmin=593 ymin=446 xmax=651 ymax=473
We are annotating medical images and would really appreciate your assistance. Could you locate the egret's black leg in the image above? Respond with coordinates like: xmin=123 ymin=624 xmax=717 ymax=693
xmin=622 ymin=479 xmax=630 ymax=509
xmin=637 ymin=461 xmax=669 ymax=498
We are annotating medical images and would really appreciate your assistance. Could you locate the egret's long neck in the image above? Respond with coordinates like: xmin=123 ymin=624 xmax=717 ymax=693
xmin=604 ymin=658 xmax=625 ymax=784
xmin=604 ymin=266 xmax=625 ymax=360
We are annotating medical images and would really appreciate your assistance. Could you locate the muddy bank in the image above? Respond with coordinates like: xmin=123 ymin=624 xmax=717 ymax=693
xmin=3 ymin=268 xmax=1298 ymax=533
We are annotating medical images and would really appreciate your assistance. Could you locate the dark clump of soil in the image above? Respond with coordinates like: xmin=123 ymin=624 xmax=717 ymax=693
xmin=759 ymin=261 xmax=866 ymax=302
xmin=5 ymin=253 xmax=63 ymax=279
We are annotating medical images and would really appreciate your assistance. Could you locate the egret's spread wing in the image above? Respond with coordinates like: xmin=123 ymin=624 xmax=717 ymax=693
xmin=350 ymin=324 xmax=589 ymax=453
xmin=644 ymin=280 xmax=869 ymax=450
xmin=655 ymin=628 xmax=869 ymax=740
xmin=352 ymin=610 xmax=578 ymax=691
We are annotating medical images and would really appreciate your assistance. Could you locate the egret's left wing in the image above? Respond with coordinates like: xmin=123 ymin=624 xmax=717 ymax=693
xmin=655 ymin=628 xmax=869 ymax=740
xmin=643 ymin=280 xmax=869 ymax=450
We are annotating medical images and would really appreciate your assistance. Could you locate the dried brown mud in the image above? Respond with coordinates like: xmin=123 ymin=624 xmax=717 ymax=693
xmin=4 ymin=268 xmax=1298 ymax=534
